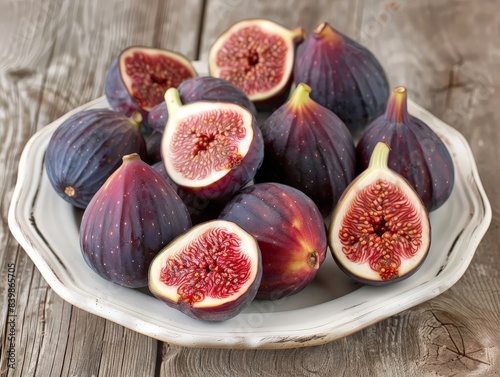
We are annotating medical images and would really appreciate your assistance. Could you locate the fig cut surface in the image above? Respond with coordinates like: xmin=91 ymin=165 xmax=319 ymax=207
xmin=329 ymin=142 xmax=431 ymax=285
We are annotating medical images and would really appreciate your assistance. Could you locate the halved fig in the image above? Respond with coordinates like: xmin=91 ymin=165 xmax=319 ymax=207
xmin=356 ymin=86 xmax=455 ymax=212
xmin=161 ymin=88 xmax=264 ymax=200
xmin=149 ymin=219 xmax=262 ymax=321
xmin=147 ymin=76 xmax=258 ymax=133
xmin=105 ymin=46 xmax=197 ymax=118
xmin=80 ymin=153 xmax=192 ymax=288
xmin=329 ymin=142 xmax=431 ymax=285
xmin=219 ymin=183 xmax=327 ymax=300
xmin=208 ymin=19 xmax=304 ymax=109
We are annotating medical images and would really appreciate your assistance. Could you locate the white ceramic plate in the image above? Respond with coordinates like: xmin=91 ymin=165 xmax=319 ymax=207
xmin=8 ymin=62 xmax=491 ymax=349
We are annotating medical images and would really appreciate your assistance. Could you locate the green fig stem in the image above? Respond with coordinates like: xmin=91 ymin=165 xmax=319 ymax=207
xmin=164 ymin=88 xmax=182 ymax=118
xmin=385 ymin=86 xmax=410 ymax=124
xmin=368 ymin=142 xmax=390 ymax=171
xmin=129 ymin=111 xmax=143 ymax=129
xmin=289 ymin=83 xmax=312 ymax=109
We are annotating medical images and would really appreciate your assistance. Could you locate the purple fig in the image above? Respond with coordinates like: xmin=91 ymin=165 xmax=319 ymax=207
xmin=356 ymin=86 xmax=455 ymax=212
xmin=80 ymin=153 xmax=192 ymax=288
xmin=45 ymin=109 xmax=147 ymax=208
xmin=255 ymin=83 xmax=356 ymax=217
xmin=293 ymin=22 xmax=390 ymax=138
xmin=219 ymin=182 xmax=327 ymax=300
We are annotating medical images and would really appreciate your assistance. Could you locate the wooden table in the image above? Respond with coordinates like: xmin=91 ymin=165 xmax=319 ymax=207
xmin=1 ymin=0 xmax=498 ymax=375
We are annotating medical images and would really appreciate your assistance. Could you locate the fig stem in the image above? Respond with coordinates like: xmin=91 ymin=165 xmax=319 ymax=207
xmin=385 ymin=86 xmax=410 ymax=124
xmin=312 ymin=22 xmax=341 ymax=44
xmin=122 ymin=153 xmax=142 ymax=164
xmin=129 ymin=111 xmax=143 ymax=130
xmin=290 ymin=27 xmax=306 ymax=43
xmin=164 ymin=88 xmax=182 ymax=118
xmin=368 ymin=142 xmax=390 ymax=171
xmin=289 ymin=83 xmax=312 ymax=109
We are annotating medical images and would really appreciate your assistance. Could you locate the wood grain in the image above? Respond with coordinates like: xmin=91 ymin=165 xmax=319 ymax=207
xmin=1 ymin=0 xmax=499 ymax=376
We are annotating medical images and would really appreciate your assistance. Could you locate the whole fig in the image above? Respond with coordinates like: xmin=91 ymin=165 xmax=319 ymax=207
xmin=356 ymin=86 xmax=455 ymax=212
xmin=255 ymin=83 xmax=356 ymax=217
xmin=80 ymin=153 xmax=192 ymax=288
xmin=45 ymin=109 xmax=147 ymax=208
xmin=219 ymin=182 xmax=327 ymax=300
xmin=293 ymin=22 xmax=390 ymax=138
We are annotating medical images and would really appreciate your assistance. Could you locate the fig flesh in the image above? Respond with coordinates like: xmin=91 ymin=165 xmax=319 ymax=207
xmin=147 ymin=76 xmax=258 ymax=132
xmin=45 ymin=109 xmax=147 ymax=208
xmin=208 ymin=19 xmax=304 ymax=109
xmin=329 ymin=142 xmax=431 ymax=285
xmin=255 ymin=83 xmax=356 ymax=217
xmin=80 ymin=154 xmax=192 ymax=288
xmin=148 ymin=219 xmax=262 ymax=321
xmin=105 ymin=46 xmax=197 ymax=118
xmin=219 ymin=183 xmax=327 ymax=300
xmin=293 ymin=22 xmax=390 ymax=138
xmin=161 ymin=88 xmax=264 ymax=200
xmin=356 ymin=86 xmax=455 ymax=212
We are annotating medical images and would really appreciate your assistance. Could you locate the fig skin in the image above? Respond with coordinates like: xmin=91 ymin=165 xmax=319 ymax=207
xmin=148 ymin=220 xmax=262 ymax=321
xmin=161 ymin=88 xmax=264 ymax=201
xmin=255 ymin=83 xmax=356 ymax=217
xmin=151 ymin=161 xmax=226 ymax=225
xmin=329 ymin=142 xmax=431 ymax=286
xmin=147 ymin=76 xmax=258 ymax=132
xmin=105 ymin=46 xmax=197 ymax=120
xmin=356 ymin=86 xmax=455 ymax=212
xmin=45 ymin=109 xmax=147 ymax=208
xmin=80 ymin=153 xmax=192 ymax=288
xmin=219 ymin=182 xmax=327 ymax=300
xmin=293 ymin=22 xmax=390 ymax=138
xmin=208 ymin=19 xmax=305 ymax=111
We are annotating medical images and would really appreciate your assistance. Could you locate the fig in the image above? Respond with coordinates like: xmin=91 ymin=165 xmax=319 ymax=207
xmin=293 ymin=22 xmax=390 ymax=138
xmin=356 ymin=86 xmax=455 ymax=212
xmin=151 ymin=161 xmax=226 ymax=225
xmin=147 ymin=76 xmax=258 ymax=132
xmin=219 ymin=183 xmax=327 ymax=300
xmin=208 ymin=19 xmax=305 ymax=109
xmin=144 ymin=129 xmax=163 ymax=164
xmin=148 ymin=219 xmax=262 ymax=321
xmin=45 ymin=109 xmax=147 ymax=208
xmin=328 ymin=142 xmax=431 ymax=285
xmin=105 ymin=46 xmax=197 ymax=118
xmin=255 ymin=83 xmax=356 ymax=217
xmin=161 ymin=88 xmax=264 ymax=200
xmin=80 ymin=153 xmax=192 ymax=288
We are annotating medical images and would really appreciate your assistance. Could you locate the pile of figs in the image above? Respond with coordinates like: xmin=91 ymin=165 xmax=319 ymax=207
xmin=45 ymin=19 xmax=455 ymax=322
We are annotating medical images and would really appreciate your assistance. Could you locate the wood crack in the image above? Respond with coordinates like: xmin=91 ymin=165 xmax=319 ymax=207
xmin=427 ymin=308 xmax=490 ymax=367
